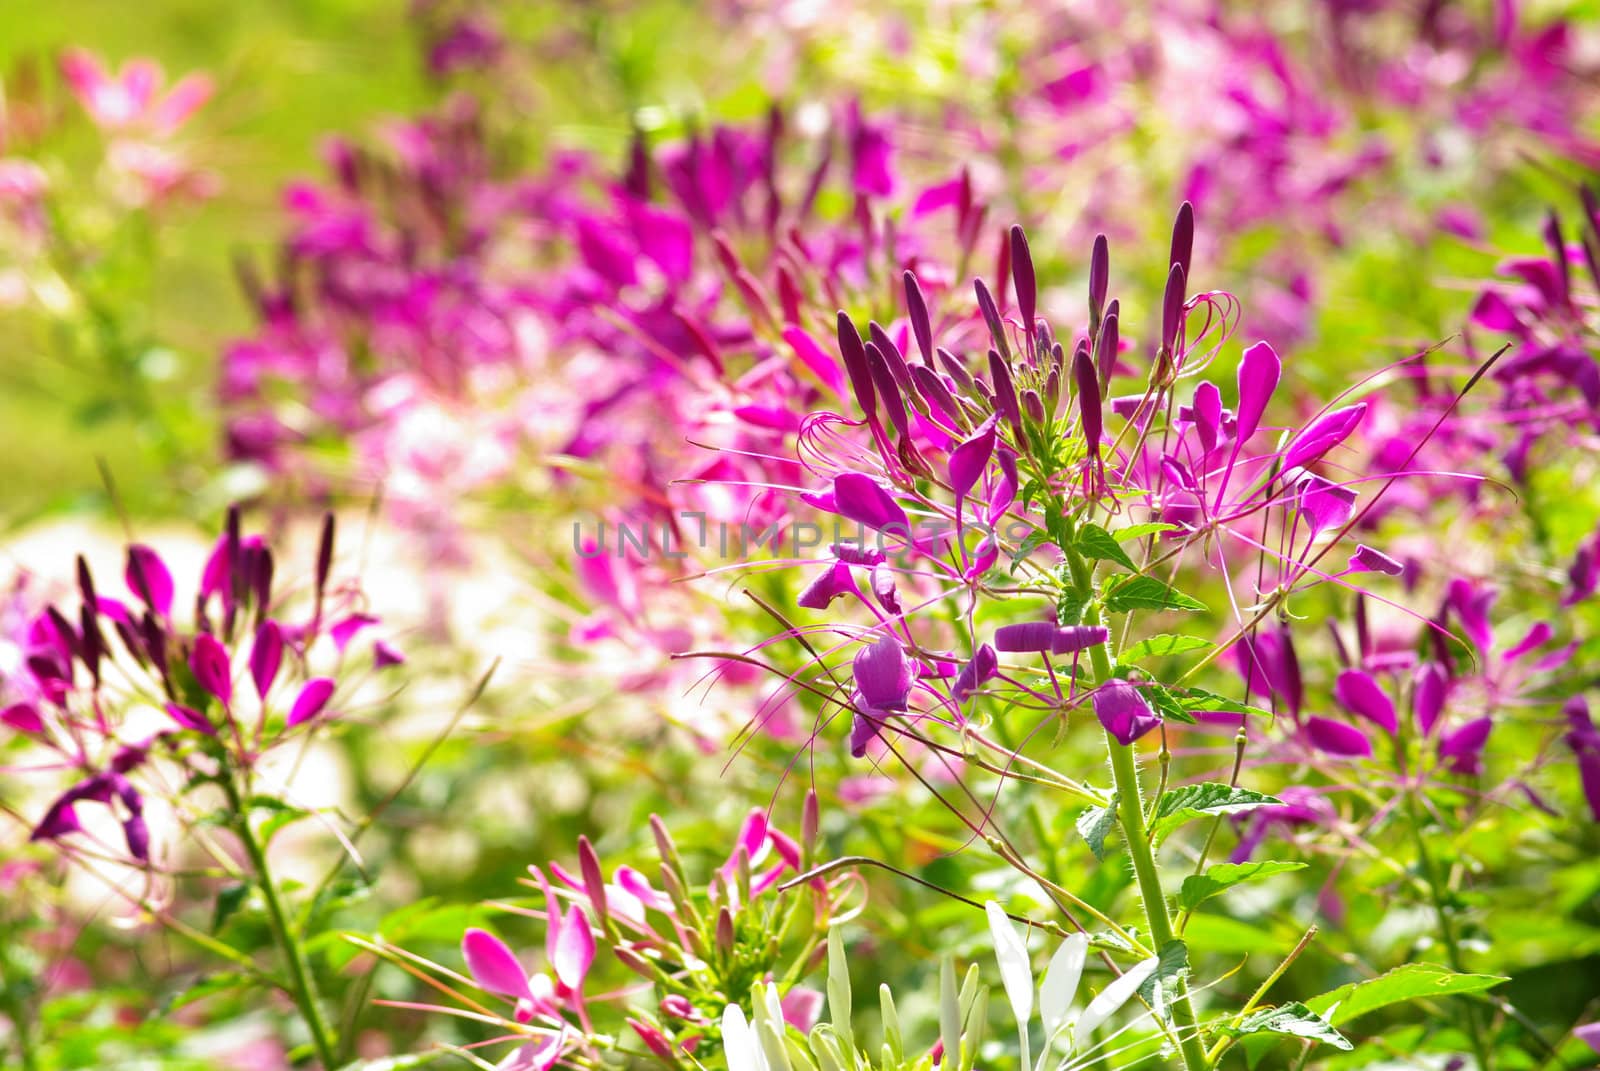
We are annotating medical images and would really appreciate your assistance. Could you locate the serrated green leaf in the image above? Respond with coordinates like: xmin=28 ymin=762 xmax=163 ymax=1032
xmin=1139 ymin=682 xmax=1198 ymax=725
xmin=1075 ymin=797 xmax=1118 ymax=860
xmin=1057 ymin=587 xmax=1088 ymax=626
xmin=1114 ymin=523 xmax=1180 ymax=542
xmin=1137 ymin=940 xmax=1190 ymax=1025
xmin=1174 ymin=686 xmax=1275 ymax=720
xmin=1178 ymin=861 xmax=1308 ymax=913
xmin=1102 ymin=575 xmax=1207 ymax=613
xmin=1009 ymin=530 xmax=1050 ymax=574
xmin=1119 ymin=634 xmax=1215 ymax=666
xmin=1149 ymin=783 xmax=1280 ymax=842
xmin=1304 ymin=963 xmax=1507 ymax=1026
xmin=1223 ymin=1003 xmax=1351 ymax=1050
xmin=1075 ymin=523 xmax=1139 ymax=571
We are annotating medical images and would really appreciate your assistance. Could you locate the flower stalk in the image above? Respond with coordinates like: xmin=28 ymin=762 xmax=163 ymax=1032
xmin=222 ymin=776 xmax=340 ymax=1069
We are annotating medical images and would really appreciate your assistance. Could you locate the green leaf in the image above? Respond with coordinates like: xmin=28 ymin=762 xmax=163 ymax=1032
xmin=1075 ymin=523 xmax=1138 ymax=572
xmin=166 ymin=971 xmax=250 ymax=1012
xmin=1118 ymin=634 xmax=1215 ymax=666
xmin=1075 ymin=797 xmax=1118 ymax=860
xmin=1223 ymin=1003 xmax=1352 ymax=1050
xmin=1114 ymin=523 xmax=1179 ymax=542
xmin=1173 ymin=686 xmax=1275 ymax=720
xmin=1149 ymin=783 xmax=1280 ymax=842
xmin=1178 ymin=862 xmax=1308 ymax=913
xmin=1102 ymin=575 xmax=1207 ymax=613
xmin=1304 ymin=963 xmax=1507 ymax=1027
xmin=1056 ymin=585 xmax=1088 ymax=627
xmin=212 ymin=883 xmax=251 ymax=933
xmin=1138 ymin=682 xmax=1198 ymax=725
xmin=1137 ymin=940 xmax=1191 ymax=1025
xmin=1009 ymin=530 xmax=1051 ymax=574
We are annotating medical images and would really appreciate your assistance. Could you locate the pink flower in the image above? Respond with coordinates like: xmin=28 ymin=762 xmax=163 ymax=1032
xmin=60 ymin=49 xmax=212 ymax=136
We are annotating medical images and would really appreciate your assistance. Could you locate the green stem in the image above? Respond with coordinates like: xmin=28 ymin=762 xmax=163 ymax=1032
xmin=1060 ymin=530 xmax=1208 ymax=1071
xmin=1405 ymin=793 xmax=1492 ymax=1071
xmin=226 ymin=779 xmax=340 ymax=1069
xmin=1106 ymin=733 xmax=1209 ymax=1071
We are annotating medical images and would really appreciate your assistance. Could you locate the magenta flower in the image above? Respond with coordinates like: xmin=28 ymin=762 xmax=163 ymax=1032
xmin=849 ymin=636 xmax=915 ymax=757
xmin=1093 ymin=680 xmax=1161 ymax=746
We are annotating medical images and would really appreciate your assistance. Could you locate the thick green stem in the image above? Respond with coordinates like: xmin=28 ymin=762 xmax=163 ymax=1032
xmin=1060 ymin=530 xmax=1208 ymax=1071
xmin=227 ymin=780 xmax=340 ymax=1069
xmin=1106 ymin=733 xmax=1209 ymax=1071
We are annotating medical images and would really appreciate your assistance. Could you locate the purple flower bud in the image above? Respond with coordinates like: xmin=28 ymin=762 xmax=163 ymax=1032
xmin=937 ymin=347 xmax=974 ymax=391
xmin=988 ymin=349 xmax=1023 ymax=432
xmin=904 ymin=271 xmax=933 ymax=363
xmin=994 ymin=622 xmax=1057 ymax=653
xmin=797 ymin=561 xmax=857 ymax=610
xmin=1445 ymin=578 xmax=1496 ymax=654
xmin=1010 ymin=226 xmax=1036 ymax=344
xmin=1335 ymin=669 xmax=1397 ymax=734
xmin=123 ymin=816 xmax=150 ymax=863
xmin=1543 ymin=211 xmax=1570 ymax=309
xmin=868 ymin=322 xmax=915 ymax=396
xmin=853 ymin=636 xmax=914 ymax=712
xmin=836 ymin=312 xmax=878 ymax=419
xmin=849 ymin=712 xmax=878 ymax=758
xmin=1073 ymin=345 xmax=1102 ymax=459
xmin=1022 ymin=388 xmax=1046 ymax=424
xmin=125 ymin=545 xmax=174 ymax=619
xmin=1089 ymin=233 xmax=1109 ymax=323
xmin=974 ymin=278 xmax=1011 ymax=362
xmin=871 ymin=563 xmax=901 ymax=613
xmin=1160 ymin=263 xmax=1186 ymax=357
xmin=833 ymin=473 xmax=910 ymax=535
xmin=374 ymin=641 xmax=406 ymax=669
xmin=1305 ymin=716 xmax=1373 ymax=757
xmin=1095 ymin=306 xmax=1120 ymax=387
xmin=831 ymin=543 xmax=887 ymax=567
xmin=1053 ymin=626 xmax=1108 ymax=654
xmin=251 ymin=620 xmax=284 ymax=699
xmin=1412 ymin=662 xmax=1449 ymax=735
xmin=1094 ymin=680 xmax=1162 ymax=745
xmin=866 ymin=342 xmax=914 ymax=442
xmin=952 ymin=644 xmax=998 ymax=703
xmin=1169 ymin=201 xmax=1194 ymax=282
xmin=1349 ymin=545 xmax=1404 ymax=576
xmin=288 ymin=677 xmax=337 ymax=727
xmin=190 ymin=633 xmax=232 ymax=709
xmin=911 ymin=365 xmax=962 ymax=432
xmin=1438 ymin=717 xmax=1492 ymax=775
